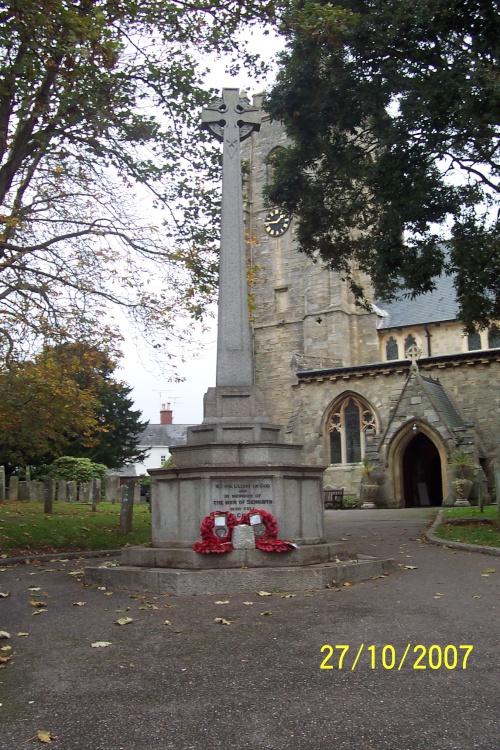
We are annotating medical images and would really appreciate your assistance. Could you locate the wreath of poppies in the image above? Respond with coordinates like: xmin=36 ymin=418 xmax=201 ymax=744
xmin=192 ymin=511 xmax=239 ymax=554
xmin=192 ymin=509 xmax=294 ymax=554
xmin=240 ymin=509 xmax=295 ymax=552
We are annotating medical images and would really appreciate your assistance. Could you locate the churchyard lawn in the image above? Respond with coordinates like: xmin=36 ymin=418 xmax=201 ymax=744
xmin=0 ymin=501 xmax=151 ymax=556
xmin=434 ymin=505 xmax=500 ymax=548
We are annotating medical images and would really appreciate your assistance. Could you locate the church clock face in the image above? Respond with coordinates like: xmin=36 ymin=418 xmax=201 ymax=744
xmin=264 ymin=208 xmax=291 ymax=237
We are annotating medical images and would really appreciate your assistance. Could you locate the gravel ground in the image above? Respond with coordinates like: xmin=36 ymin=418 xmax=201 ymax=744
xmin=0 ymin=508 xmax=498 ymax=750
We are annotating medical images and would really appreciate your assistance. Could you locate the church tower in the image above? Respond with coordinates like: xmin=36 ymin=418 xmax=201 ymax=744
xmin=242 ymin=96 xmax=379 ymax=430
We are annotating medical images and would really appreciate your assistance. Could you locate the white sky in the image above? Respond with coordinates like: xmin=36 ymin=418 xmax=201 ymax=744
xmin=119 ymin=29 xmax=284 ymax=427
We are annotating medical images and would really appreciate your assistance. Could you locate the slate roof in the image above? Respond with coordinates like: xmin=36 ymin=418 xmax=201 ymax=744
xmin=138 ymin=423 xmax=193 ymax=447
xmin=421 ymin=377 xmax=466 ymax=429
xmin=377 ymin=272 xmax=459 ymax=329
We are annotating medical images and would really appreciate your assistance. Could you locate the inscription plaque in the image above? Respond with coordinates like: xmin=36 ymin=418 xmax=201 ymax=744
xmin=211 ymin=477 xmax=273 ymax=519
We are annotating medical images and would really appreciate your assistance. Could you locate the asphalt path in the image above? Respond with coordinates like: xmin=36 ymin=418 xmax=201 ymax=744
xmin=0 ymin=509 xmax=498 ymax=750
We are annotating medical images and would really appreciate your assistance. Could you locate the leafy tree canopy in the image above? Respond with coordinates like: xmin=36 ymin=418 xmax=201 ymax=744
xmin=265 ymin=0 xmax=500 ymax=328
xmin=0 ymin=0 xmax=282 ymax=365
xmin=0 ymin=342 xmax=147 ymax=471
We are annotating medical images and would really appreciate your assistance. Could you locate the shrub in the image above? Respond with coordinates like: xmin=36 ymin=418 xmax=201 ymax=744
xmin=46 ymin=456 xmax=108 ymax=483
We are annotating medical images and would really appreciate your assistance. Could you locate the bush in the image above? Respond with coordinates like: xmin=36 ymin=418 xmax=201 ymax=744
xmin=46 ymin=456 xmax=108 ymax=483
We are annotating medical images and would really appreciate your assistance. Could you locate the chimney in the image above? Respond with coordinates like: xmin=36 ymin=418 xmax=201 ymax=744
xmin=160 ymin=402 xmax=173 ymax=425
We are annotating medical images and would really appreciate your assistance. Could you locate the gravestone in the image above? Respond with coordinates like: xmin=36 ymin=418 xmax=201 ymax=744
xmin=105 ymin=475 xmax=120 ymax=504
xmin=67 ymin=481 xmax=77 ymax=503
xmin=57 ymin=480 xmax=67 ymax=502
xmin=8 ymin=476 xmax=18 ymax=502
xmin=44 ymin=478 xmax=54 ymax=514
xmin=18 ymin=481 xmax=28 ymax=502
xmin=78 ymin=482 xmax=89 ymax=503
xmin=120 ymin=483 xmax=134 ymax=534
xmin=0 ymin=466 xmax=5 ymax=503
xmin=89 ymin=478 xmax=101 ymax=506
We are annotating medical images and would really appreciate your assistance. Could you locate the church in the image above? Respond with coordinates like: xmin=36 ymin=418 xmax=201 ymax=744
xmin=241 ymin=95 xmax=500 ymax=508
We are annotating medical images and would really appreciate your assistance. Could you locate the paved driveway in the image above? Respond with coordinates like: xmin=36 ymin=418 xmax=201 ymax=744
xmin=0 ymin=509 xmax=498 ymax=750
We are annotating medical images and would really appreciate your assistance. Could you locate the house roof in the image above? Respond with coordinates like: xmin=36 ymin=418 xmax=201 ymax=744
xmin=138 ymin=423 xmax=193 ymax=447
xmin=377 ymin=272 xmax=459 ymax=329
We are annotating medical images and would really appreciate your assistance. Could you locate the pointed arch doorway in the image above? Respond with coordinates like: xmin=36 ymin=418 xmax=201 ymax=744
xmin=402 ymin=432 xmax=443 ymax=507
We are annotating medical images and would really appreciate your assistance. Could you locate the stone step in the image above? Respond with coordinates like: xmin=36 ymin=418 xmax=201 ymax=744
xmin=121 ymin=541 xmax=357 ymax=570
xmin=84 ymin=555 xmax=395 ymax=595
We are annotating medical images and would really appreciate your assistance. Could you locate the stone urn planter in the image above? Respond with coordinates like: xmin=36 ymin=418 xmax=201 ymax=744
xmin=451 ymin=478 xmax=473 ymax=505
xmin=449 ymin=448 xmax=477 ymax=507
xmin=359 ymin=458 xmax=379 ymax=509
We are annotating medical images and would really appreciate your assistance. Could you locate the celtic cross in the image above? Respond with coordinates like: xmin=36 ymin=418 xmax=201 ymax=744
xmin=406 ymin=344 xmax=422 ymax=372
xmin=201 ymin=90 xmax=261 ymax=387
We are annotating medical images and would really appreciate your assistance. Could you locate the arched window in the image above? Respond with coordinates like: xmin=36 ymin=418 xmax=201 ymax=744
xmin=467 ymin=330 xmax=481 ymax=351
xmin=404 ymin=334 xmax=416 ymax=356
xmin=386 ymin=337 xmax=399 ymax=360
xmin=327 ymin=396 xmax=377 ymax=465
xmin=488 ymin=325 xmax=500 ymax=348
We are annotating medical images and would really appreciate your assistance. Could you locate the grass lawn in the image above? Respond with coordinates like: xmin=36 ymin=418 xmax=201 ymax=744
xmin=0 ymin=501 xmax=152 ymax=556
xmin=435 ymin=505 xmax=500 ymax=548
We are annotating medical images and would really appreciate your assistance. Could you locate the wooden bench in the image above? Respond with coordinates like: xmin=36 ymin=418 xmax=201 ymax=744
xmin=323 ymin=488 xmax=345 ymax=510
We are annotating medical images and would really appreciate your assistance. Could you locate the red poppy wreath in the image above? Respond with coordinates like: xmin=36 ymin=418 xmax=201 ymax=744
xmin=239 ymin=509 xmax=295 ymax=553
xmin=192 ymin=511 xmax=238 ymax=554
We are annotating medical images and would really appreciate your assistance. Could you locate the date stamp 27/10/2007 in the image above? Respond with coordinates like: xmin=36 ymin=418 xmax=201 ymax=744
xmin=320 ymin=644 xmax=474 ymax=671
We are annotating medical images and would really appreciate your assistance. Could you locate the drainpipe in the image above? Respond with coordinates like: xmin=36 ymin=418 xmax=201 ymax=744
xmin=425 ymin=327 xmax=432 ymax=357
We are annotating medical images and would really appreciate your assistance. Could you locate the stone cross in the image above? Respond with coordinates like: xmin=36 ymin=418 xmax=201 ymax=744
xmin=406 ymin=344 xmax=422 ymax=371
xmin=201 ymin=89 xmax=261 ymax=387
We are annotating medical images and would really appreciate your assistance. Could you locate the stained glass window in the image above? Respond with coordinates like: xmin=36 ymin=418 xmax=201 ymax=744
xmin=467 ymin=331 xmax=481 ymax=350
xmin=386 ymin=337 xmax=399 ymax=360
xmin=488 ymin=325 xmax=500 ymax=348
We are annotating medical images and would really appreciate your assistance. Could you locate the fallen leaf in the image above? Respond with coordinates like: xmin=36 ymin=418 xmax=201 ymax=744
xmin=214 ymin=600 xmax=230 ymax=605
xmin=29 ymin=600 xmax=46 ymax=608
xmin=280 ymin=594 xmax=296 ymax=599
xmin=304 ymin=593 xmax=314 ymax=597
xmin=32 ymin=610 xmax=47 ymax=616
xmin=17 ymin=632 xmax=28 ymax=637
xmin=73 ymin=602 xmax=86 ymax=607
xmin=116 ymin=617 xmax=133 ymax=626
xmin=485 ymin=568 xmax=495 ymax=573
xmin=91 ymin=641 xmax=112 ymax=648
xmin=0 ymin=655 xmax=11 ymax=663
xmin=0 ymin=645 xmax=12 ymax=652
xmin=214 ymin=618 xmax=232 ymax=625
xmin=404 ymin=566 xmax=418 ymax=570
xmin=98 ymin=586 xmax=106 ymax=591
xmin=104 ymin=592 xmax=113 ymax=596
xmin=243 ymin=601 xmax=254 ymax=605
xmin=343 ymin=582 xmax=352 ymax=587
xmin=81 ymin=526 xmax=91 ymax=532
xmin=261 ymin=611 xmax=272 ymax=616
xmin=481 ymin=574 xmax=490 ymax=577
xmin=68 ymin=570 xmax=84 ymax=576
xmin=473 ymin=595 xmax=481 ymax=599
xmin=28 ymin=587 xmax=41 ymax=591
xmin=163 ymin=620 xmax=172 ymax=626
xmin=174 ymin=630 xmax=182 ymax=634
xmin=0 ymin=592 xmax=10 ymax=598
xmin=37 ymin=730 xmax=57 ymax=743
xmin=256 ymin=591 xmax=272 ymax=597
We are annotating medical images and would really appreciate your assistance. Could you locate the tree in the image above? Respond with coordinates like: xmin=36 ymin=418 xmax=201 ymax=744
xmin=0 ymin=0 xmax=282 ymax=365
xmin=0 ymin=345 xmax=104 ymax=471
xmin=265 ymin=0 xmax=500 ymax=328
xmin=0 ymin=343 xmax=147 ymax=471
xmin=61 ymin=347 xmax=149 ymax=468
